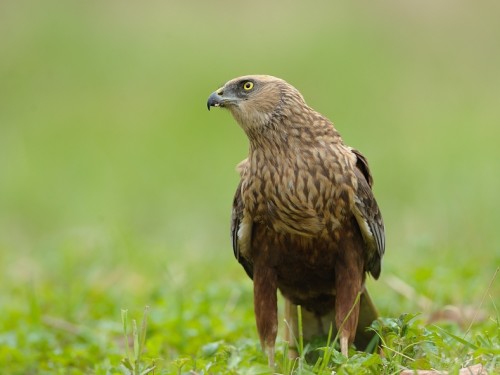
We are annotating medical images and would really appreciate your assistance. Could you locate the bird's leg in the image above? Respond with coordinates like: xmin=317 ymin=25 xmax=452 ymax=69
xmin=284 ymin=298 xmax=298 ymax=359
xmin=267 ymin=347 xmax=275 ymax=368
xmin=253 ymin=260 xmax=278 ymax=367
xmin=335 ymin=256 xmax=363 ymax=357
xmin=340 ymin=336 xmax=349 ymax=357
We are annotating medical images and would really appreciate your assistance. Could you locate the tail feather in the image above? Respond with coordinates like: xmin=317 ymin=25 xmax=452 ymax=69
xmin=354 ymin=290 xmax=378 ymax=351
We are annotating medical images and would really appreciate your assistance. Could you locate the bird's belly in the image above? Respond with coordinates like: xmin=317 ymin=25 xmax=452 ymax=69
xmin=275 ymin=249 xmax=338 ymax=315
xmin=250 ymin=217 xmax=363 ymax=315
xmin=257 ymin=229 xmax=341 ymax=315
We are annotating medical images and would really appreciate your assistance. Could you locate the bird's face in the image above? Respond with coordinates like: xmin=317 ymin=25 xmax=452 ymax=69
xmin=207 ymin=75 xmax=285 ymax=130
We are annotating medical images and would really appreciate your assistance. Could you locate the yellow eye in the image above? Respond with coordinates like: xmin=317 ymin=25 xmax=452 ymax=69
xmin=243 ymin=81 xmax=254 ymax=91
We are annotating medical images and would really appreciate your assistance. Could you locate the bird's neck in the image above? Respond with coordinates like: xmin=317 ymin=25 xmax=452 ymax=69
xmin=246 ymin=113 xmax=343 ymax=157
xmin=247 ymin=127 xmax=291 ymax=154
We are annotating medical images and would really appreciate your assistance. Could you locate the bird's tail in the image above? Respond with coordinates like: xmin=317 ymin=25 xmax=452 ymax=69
xmin=353 ymin=289 xmax=379 ymax=351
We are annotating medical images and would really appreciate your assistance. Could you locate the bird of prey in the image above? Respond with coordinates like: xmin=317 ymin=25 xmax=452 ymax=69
xmin=207 ymin=75 xmax=385 ymax=366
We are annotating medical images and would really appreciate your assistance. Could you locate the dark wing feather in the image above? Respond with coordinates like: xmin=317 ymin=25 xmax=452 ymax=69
xmin=231 ymin=181 xmax=254 ymax=279
xmin=350 ymin=147 xmax=373 ymax=187
xmin=350 ymin=149 xmax=385 ymax=279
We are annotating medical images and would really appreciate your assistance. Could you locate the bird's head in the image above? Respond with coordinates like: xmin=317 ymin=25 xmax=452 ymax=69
xmin=207 ymin=75 xmax=305 ymax=131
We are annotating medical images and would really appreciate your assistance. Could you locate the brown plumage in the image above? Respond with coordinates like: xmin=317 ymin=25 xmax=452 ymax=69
xmin=207 ymin=75 xmax=385 ymax=365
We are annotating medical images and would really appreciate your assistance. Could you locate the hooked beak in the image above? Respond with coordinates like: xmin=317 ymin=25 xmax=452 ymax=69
xmin=207 ymin=90 xmax=223 ymax=111
xmin=207 ymin=86 xmax=239 ymax=111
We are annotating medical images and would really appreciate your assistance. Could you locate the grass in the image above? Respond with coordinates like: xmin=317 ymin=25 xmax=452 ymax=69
xmin=1 ymin=0 xmax=499 ymax=373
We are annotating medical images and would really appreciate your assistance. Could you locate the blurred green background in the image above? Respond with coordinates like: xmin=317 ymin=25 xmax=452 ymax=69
xmin=0 ymin=0 xmax=499 ymax=366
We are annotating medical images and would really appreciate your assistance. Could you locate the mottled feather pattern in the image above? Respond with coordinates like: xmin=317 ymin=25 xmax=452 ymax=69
xmin=209 ymin=75 xmax=385 ymax=362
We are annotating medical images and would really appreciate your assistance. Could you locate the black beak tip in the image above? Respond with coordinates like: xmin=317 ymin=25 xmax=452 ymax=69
xmin=207 ymin=91 xmax=222 ymax=111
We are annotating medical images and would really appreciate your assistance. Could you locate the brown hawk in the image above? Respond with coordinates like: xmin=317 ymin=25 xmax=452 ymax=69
xmin=207 ymin=75 xmax=385 ymax=366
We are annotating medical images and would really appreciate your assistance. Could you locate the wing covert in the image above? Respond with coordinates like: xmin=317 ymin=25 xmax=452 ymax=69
xmin=231 ymin=180 xmax=254 ymax=279
xmin=350 ymin=149 xmax=385 ymax=279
